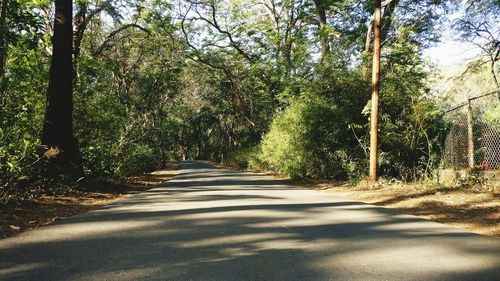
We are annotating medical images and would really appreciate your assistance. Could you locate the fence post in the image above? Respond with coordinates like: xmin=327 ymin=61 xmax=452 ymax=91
xmin=467 ymin=99 xmax=474 ymax=168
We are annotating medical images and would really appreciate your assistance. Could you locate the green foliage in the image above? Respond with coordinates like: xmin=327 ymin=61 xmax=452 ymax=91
xmin=259 ymin=92 xmax=358 ymax=180
xmin=0 ymin=132 xmax=43 ymax=200
xmin=0 ymin=21 xmax=49 ymax=201
xmin=484 ymin=105 xmax=500 ymax=127
xmin=377 ymin=97 xmax=446 ymax=180
xmin=118 ymin=144 xmax=157 ymax=176
xmin=0 ymin=0 xmax=485 ymax=203
xmin=80 ymin=145 xmax=116 ymax=178
xmin=253 ymin=68 xmax=370 ymax=182
xmin=227 ymin=145 xmax=261 ymax=169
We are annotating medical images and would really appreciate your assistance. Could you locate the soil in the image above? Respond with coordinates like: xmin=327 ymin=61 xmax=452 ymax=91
xmin=299 ymin=180 xmax=499 ymax=238
xmin=0 ymin=169 xmax=179 ymax=239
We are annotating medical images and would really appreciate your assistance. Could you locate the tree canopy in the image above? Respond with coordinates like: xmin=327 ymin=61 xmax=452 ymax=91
xmin=0 ymin=0 xmax=498 ymax=201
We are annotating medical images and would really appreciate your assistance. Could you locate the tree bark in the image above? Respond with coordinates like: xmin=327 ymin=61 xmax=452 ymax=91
xmin=42 ymin=0 xmax=82 ymax=175
xmin=73 ymin=0 xmax=87 ymax=86
xmin=364 ymin=0 xmax=398 ymax=53
xmin=0 ymin=0 xmax=8 ymax=87
xmin=312 ymin=0 xmax=330 ymax=59
xmin=369 ymin=0 xmax=381 ymax=183
xmin=380 ymin=0 xmax=398 ymax=45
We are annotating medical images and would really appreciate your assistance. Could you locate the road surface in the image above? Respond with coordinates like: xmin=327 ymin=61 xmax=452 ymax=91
xmin=1 ymin=161 xmax=499 ymax=280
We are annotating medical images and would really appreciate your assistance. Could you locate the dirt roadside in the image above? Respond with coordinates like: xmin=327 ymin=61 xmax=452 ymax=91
xmin=0 ymin=169 xmax=179 ymax=239
xmin=215 ymin=160 xmax=500 ymax=238
xmin=3 ymin=162 xmax=498 ymax=240
xmin=299 ymin=180 xmax=499 ymax=238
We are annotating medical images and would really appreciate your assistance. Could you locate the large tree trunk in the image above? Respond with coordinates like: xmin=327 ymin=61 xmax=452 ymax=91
xmin=312 ymin=0 xmax=330 ymax=59
xmin=0 ymin=0 xmax=8 ymax=87
xmin=369 ymin=0 xmax=381 ymax=183
xmin=42 ymin=0 xmax=82 ymax=175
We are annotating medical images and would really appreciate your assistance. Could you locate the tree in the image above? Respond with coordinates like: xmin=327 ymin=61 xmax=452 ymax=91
xmin=41 ymin=0 xmax=82 ymax=175
xmin=455 ymin=0 xmax=500 ymax=89
xmin=364 ymin=0 xmax=399 ymax=53
xmin=312 ymin=0 xmax=332 ymax=64
xmin=0 ymin=0 xmax=7 ymax=85
xmin=0 ymin=0 xmax=472 ymax=202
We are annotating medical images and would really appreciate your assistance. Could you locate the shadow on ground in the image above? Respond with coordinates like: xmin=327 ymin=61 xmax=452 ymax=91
xmin=0 ymin=161 xmax=499 ymax=281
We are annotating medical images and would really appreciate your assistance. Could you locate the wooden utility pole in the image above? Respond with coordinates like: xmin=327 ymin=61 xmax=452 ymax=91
xmin=369 ymin=0 xmax=381 ymax=183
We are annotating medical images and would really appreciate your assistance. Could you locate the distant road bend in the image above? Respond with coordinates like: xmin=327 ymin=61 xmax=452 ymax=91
xmin=0 ymin=161 xmax=499 ymax=281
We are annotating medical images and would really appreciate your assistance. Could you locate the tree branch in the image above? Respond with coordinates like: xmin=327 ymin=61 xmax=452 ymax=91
xmin=92 ymin=24 xmax=150 ymax=56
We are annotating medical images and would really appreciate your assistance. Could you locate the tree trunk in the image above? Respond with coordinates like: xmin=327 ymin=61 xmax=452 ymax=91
xmin=369 ymin=0 xmax=381 ymax=183
xmin=364 ymin=16 xmax=373 ymax=53
xmin=73 ymin=0 xmax=87 ymax=86
xmin=380 ymin=0 xmax=398 ymax=45
xmin=0 ymin=0 xmax=8 ymax=89
xmin=365 ymin=0 xmax=398 ymax=53
xmin=282 ymin=5 xmax=295 ymax=79
xmin=362 ymin=0 xmax=398 ymax=78
xmin=312 ymin=0 xmax=330 ymax=59
xmin=42 ymin=0 xmax=83 ymax=175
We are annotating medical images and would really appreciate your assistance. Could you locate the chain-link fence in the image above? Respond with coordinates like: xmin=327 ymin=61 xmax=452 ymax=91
xmin=442 ymin=91 xmax=500 ymax=170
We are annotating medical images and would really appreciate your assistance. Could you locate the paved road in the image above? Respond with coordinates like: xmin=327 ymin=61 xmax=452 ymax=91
xmin=1 ymin=161 xmax=499 ymax=281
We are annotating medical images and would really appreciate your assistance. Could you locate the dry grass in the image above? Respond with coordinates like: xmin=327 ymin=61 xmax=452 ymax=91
xmin=0 ymin=168 xmax=179 ymax=239
xmin=300 ymin=180 xmax=500 ymax=238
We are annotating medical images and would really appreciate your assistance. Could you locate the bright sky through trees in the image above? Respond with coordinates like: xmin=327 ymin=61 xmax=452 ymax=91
xmin=424 ymin=40 xmax=480 ymax=66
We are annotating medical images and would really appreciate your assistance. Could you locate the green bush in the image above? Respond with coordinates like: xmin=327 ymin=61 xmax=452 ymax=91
xmin=227 ymin=145 xmax=261 ymax=169
xmin=81 ymin=145 xmax=116 ymax=178
xmin=118 ymin=143 xmax=158 ymax=176
xmin=258 ymin=93 xmax=349 ymax=180
xmin=377 ymin=97 xmax=446 ymax=180
xmin=0 ymin=133 xmax=43 ymax=202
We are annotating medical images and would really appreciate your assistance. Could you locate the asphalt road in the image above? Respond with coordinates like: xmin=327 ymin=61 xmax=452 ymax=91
xmin=1 ymin=161 xmax=499 ymax=281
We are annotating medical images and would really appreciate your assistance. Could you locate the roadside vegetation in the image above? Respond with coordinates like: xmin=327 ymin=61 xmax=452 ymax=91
xmin=0 ymin=1 xmax=498 ymax=235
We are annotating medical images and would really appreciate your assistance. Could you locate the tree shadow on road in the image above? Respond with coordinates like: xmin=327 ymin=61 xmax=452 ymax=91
xmin=1 ymin=164 xmax=499 ymax=281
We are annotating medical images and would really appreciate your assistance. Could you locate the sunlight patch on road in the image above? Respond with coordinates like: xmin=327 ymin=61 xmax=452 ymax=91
xmin=0 ymin=220 xmax=160 ymax=248
xmin=317 ymin=243 xmax=498 ymax=276
xmin=73 ymin=266 xmax=163 ymax=281
xmin=0 ymin=262 xmax=48 ymax=279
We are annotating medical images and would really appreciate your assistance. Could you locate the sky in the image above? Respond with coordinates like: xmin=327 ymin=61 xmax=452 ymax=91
xmin=421 ymin=0 xmax=484 ymax=72
xmin=423 ymin=40 xmax=480 ymax=68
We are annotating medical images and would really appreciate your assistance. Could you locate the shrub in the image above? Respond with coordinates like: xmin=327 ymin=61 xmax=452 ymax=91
xmin=227 ymin=145 xmax=261 ymax=169
xmin=258 ymin=93 xmax=348 ymax=180
xmin=81 ymin=145 xmax=116 ymax=178
xmin=118 ymin=143 xmax=157 ymax=176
